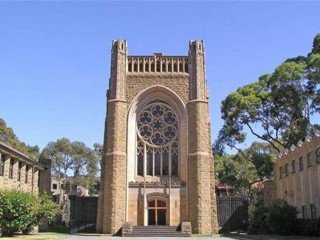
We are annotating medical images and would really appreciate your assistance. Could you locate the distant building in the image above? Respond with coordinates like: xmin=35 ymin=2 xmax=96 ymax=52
xmin=215 ymin=180 xmax=236 ymax=197
xmin=0 ymin=141 xmax=44 ymax=194
xmin=38 ymin=158 xmax=97 ymax=204
xmin=275 ymin=133 xmax=320 ymax=219
xmin=50 ymin=177 xmax=91 ymax=201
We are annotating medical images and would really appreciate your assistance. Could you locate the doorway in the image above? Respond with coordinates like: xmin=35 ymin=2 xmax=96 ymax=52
xmin=147 ymin=199 xmax=167 ymax=225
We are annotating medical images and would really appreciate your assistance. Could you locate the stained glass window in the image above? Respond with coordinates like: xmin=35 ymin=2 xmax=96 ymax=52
xmin=136 ymin=102 xmax=178 ymax=177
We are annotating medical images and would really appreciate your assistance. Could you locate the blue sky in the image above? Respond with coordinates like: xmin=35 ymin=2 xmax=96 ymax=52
xmin=0 ymin=1 xmax=319 ymax=150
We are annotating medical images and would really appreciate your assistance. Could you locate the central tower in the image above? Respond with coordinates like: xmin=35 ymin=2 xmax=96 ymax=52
xmin=97 ymin=40 xmax=218 ymax=235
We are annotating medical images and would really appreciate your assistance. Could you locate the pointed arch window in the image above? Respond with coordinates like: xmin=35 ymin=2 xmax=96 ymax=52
xmin=136 ymin=102 xmax=179 ymax=177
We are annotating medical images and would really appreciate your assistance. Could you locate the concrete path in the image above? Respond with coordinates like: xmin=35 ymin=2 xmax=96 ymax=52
xmin=60 ymin=234 xmax=251 ymax=240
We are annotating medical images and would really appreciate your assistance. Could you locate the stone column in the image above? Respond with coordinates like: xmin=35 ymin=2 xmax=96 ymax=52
xmin=187 ymin=40 xmax=218 ymax=234
xmin=26 ymin=165 xmax=32 ymax=193
xmin=12 ymin=159 xmax=18 ymax=188
xmin=33 ymin=168 xmax=39 ymax=194
xmin=21 ymin=164 xmax=26 ymax=191
xmin=97 ymin=40 xmax=128 ymax=235
xmin=3 ymin=156 xmax=10 ymax=189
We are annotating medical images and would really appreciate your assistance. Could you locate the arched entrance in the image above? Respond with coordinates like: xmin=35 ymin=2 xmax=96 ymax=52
xmin=147 ymin=199 xmax=167 ymax=225
xmin=126 ymin=85 xmax=188 ymax=227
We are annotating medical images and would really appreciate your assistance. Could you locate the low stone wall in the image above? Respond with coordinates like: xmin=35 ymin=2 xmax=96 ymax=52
xmin=181 ymin=222 xmax=192 ymax=236
xmin=122 ymin=222 xmax=133 ymax=237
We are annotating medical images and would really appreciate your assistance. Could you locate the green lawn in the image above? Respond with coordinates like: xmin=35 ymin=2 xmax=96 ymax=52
xmin=0 ymin=232 xmax=69 ymax=240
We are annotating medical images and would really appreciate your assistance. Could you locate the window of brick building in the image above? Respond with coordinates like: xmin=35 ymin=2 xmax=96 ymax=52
xmin=0 ymin=154 xmax=5 ymax=176
xmin=292 ymin=160 xmax=296 ymax=173
xmin=17 ymin=162 xmax=22 ymax=181
xmin=302 ymin=205 xmax=307 ymax=218
xmin=307 ymin=152 xmax=312 ymax=167
xmin=299 ymin=156 xmax=304 ymax=171
xmin=9 ymin=159 xmax=14 ymax=179
xmin=310 ymin=204 xmax=317 ymax=219
xmin=53 ymin=184 xmax=57 ymax=190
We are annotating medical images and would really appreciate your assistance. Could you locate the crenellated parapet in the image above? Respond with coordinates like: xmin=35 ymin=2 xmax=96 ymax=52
xmin=127 ymin=54 xmax=189 ymax=74
xmin=277 ymin=130 xmax=320 ymax=159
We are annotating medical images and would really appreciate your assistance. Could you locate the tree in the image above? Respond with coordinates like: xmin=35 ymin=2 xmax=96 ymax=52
xmin=0 ymin=118 xmax=39 ymax=158
xmin=0 ymin=190 xmax=59 ymax=236
xmin=22 ymin=192 xmax=60 ymax=234
xmin=214 ymin=141 xmax=276 ymax=196
xmin=41 ymin=138 xmax=100 ymax=201
xmin=215 ymin=34 xmax=320 ymax=154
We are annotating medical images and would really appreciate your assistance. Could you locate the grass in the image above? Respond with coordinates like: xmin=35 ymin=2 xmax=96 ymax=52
xmin=0 ymin=232 xmax=69 ymax=240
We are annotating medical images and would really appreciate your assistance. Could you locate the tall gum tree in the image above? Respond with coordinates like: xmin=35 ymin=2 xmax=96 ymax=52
xmin=215 ymin=33 xmax=320 ymax=154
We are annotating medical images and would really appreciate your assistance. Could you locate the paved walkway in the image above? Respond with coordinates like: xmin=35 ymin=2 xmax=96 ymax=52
xmin=60 ymin=234 xmax=320 ymax=240
xmin=60 ymin=234 xmax=251 ymax=240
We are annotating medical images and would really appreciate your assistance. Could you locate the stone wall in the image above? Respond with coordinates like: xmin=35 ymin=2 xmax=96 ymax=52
xmin=126 ymin=75 xmax=189 ymax=105
xmin=0 ymin=143 xmax=42 ymax=195
xmin=275 ymin=134 xmax=320 ymax=218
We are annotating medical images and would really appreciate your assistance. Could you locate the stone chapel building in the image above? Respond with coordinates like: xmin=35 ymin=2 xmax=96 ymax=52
xmin=96 ymin=40 xmax=218 ymax=235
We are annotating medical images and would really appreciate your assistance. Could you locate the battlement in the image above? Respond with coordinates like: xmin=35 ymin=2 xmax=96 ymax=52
xmin=277 ymin=130 xmax=320 ymax=159
xmin=127 ymin=54 xmax=189 ymax=74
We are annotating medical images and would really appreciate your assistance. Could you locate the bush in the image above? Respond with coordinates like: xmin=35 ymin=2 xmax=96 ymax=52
xmin=22 ymin=192 xmax=60 ymax=234
xmin=248 ymin=205 xmax=269 ymax=234
xmin=0 ymin=190 xmax=37 ymax=236
xmin=267 ymin=199 xmax=297 ymax=235
xmin=0 ymin=190 xmax=60 ymax=236
xmin=248 ymin=199 xmax=297 ymax=235
xmin=296 ymin=218 xmax=320 ymax=237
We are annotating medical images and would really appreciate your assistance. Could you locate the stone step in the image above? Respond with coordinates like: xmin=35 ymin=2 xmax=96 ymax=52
xmin=129 ymin=234 xmax=190 ymax=237
xmin=128 ymin=225 xmax=190 ymax=237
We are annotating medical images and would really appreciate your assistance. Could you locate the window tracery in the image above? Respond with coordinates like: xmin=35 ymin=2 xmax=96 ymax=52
xmin=136 ymin=102 xmax=179 ymax=177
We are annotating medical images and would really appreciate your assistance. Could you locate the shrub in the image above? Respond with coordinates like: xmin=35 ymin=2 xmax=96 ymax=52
xmin=266 ymin=199 xmax=297 ymax=235
xmin=0 ymin=190 xmax=37 ymax=236
xmin=22 ymin=192 xmax=60 ymax=234
xmin=296 ymin=218 xmax=320 ymax=237
xmin=0 ymin=190 xmax=60 ymax=236
xmin=248 ymin=199 xmax=297 ymax=236
xmin=248 ymin=204 xmax=269 ymax=234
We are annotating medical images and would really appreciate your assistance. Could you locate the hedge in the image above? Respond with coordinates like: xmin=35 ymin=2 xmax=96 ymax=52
xmin=248 ymin=199 xmax=320 ymax=237
xmin=0 ymin=190 xmax=60 ymax=236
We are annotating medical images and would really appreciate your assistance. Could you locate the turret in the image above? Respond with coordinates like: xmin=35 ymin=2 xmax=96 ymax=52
xmin=109 ymin=39 xmax=127 ymax=100
xmin=188 ymin=40 xmax=206 ymax=101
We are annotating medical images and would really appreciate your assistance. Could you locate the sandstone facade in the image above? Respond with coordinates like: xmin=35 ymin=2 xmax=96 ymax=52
xmin=275 ymin=133 xmax=320 ymax=218
xmin=97 ymin=40 xmax=218 ymax=234
xmin=0 ymin=141 xmax=43 ymax=194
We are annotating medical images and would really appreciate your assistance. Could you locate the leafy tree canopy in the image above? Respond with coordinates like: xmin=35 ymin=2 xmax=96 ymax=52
xmin=41 ymin=138 xmax=101 ymax=195
xmin=215 ymin=33 xmax=320 ymax=154
xmin=0 ymin=118 xmax=39 ymax=158
xmin=215 ymin=141 xmax=276 ymax=196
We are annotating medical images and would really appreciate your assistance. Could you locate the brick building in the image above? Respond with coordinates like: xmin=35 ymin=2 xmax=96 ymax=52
xmin=0 ymin=141 xmax=44 ymax=194
xmin=96 ymin=40 xmax=218 ymax=234
xmin=275 ymin=133 xmax=320 ymax=218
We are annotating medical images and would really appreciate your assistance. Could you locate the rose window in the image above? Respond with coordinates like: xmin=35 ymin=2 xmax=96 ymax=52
xmin=136 ymin=102 xmax=179 ymax=177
